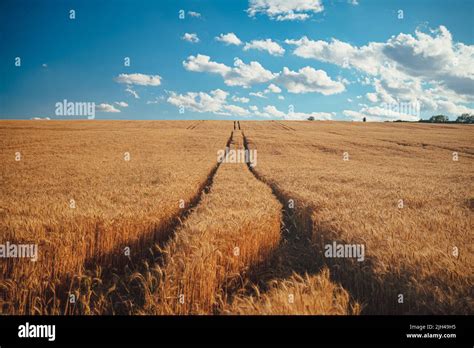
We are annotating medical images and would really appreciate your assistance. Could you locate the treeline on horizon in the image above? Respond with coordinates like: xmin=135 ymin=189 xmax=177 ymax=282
xmin=306 ymin=113 xmax=474 ymax=123
xmin=416 ymin=113 xmax=474 ymax=124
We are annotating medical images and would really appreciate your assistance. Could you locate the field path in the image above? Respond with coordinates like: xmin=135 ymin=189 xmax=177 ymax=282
xmin=61 ymin=130 xmax=234 ymax=314
xmin=116 ymin=126 xmax=356 ymax=315
xmin=150 ymin=129 xmax=282 ymax=314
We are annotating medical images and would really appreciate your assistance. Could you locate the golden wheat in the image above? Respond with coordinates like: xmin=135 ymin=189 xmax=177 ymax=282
xmin=1 ymin=120 xmax=471 ymax=315
xmin=0 ymin=120 xmax=230 ymax=314
xmin=242 ymin=120 xmax=473 ymax=314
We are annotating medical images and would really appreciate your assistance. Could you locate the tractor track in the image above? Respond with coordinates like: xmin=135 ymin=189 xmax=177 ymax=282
xmin=237 ymin=128 xmax=458 ymax=314
xmin=58 ymin=131 xmax=234 ymax=314
xmin=186 ymin=120 xmax=204 ymax=130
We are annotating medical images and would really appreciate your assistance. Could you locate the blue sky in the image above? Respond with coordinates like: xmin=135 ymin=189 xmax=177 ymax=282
xmin=1 ymin=0 xmax=473 ymax=121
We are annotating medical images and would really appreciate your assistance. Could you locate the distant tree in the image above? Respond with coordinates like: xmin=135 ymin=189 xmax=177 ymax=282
xmin=455 ymin=113 xmax=474 ymax=124
xmin=362 ymin=117 xmax=366 ymax=122
xmin=429 ymin=115 xmax=449 ymax=123
xmin=307 ymin=116 xmax=315 ymax=121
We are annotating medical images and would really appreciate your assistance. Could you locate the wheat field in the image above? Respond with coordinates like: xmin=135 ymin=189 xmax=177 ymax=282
xmin=242 ymin=120 xmax=473 ymax=314
xmin=0 ymin=120 xmax=472 ymax=315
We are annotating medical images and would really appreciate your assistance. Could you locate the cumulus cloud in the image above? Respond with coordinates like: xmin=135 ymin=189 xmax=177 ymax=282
xmin=262 ymin=105 xmax=286 ymax=117
xmin=225 ymin=58 xmax=277 ymax=87
xmin=215 ymin=33 xmax=242 ymax=46
xmin=96 ymin=103 xmax=121 ymax=113
xmin=243 ymin=39 xmax=285 ymax=56
xmin=232 ymin=96 xmax=250 ymax=103
xmin=286 ymin=26 xmax=474 ymax=116
xmin=167 ymin=89 xmax=228 ymax=113
xmin=184 ymin=54 xmax=343 ymax=96
xmin=285 ymin=36 xmax=383 ymax=75
xmin=183 ymin=54 xmax=231 ymax=76
xmin=249 ymin=83 xmax=282 ymax=99
xmin=182 ymin=33 xmax=200 ymax=43
xmin=166 ymin=89 xmax=251 ymax=116
xmin=114 ymin=101 xmax=128 ymax=107
xmin=222 ymin=104 xmax=251 ymax=116
xmin=183 ymin=54 xmax=276 ymax=87
xmin=115 ymin=73 xmax=162 ymax=86
xmin=435 ymin=100 xmax=474 ymax=115
xmin=251 ymin=104 xmax=333 ymax=120
xmin=247 ymin=0 xmax=324 ymax=21
xmin=343 ymin=105 xmax=420 ymax=122
xmin=166 ymin=89 xmax=331 ymax=119
xmin=266 ymin=83 xmax=282 ymax=93
xmin=277 ymin=66 xmax=346 ymax=95
xmin=382 ymin=26 xmax=474 ymax=97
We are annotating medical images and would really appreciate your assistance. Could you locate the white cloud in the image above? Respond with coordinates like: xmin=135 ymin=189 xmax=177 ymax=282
xmin=183 ymin=54 xmax=276 ymax=87
xmin=251 ymin=104 xmax=333 ymax=120
xmin=166 ymin=89 xmax=327 ymax=119
xmin=222 ymin=104 xmax=251 ymax=116
xmin=247 ymin=0 xmax=324 ymax=21
xmin=286 ymin=26 xmax=474 ymax=116
xmin=184 ymin=55 xmax=344 ymax=97
xmin=285 ymin=36 xmax=383 ymax=75
xmin=343 ymin=105 xmax=420 ymax=122
xmin=343 ymin=110 xmax=365 ymax=119
xmin=182 ymin=33 xmax=200 ymax=43
xmin=31 ymin=117 xmax=50 ymax=120
xmin=244 ymin=39 xmax=285 ymax=56
xmin=167 ymin=89 xmax=228 ymax=113
xmin=382 ymin=26 xmax=474 ymax=98
xmin=263 ymin=105 xmax=286 ymax=117
xmin=167 ymin=89 xmax=254 ymax=117
xmin=183 ymin=54 xmax=231 ymax=76
xmin=114 ymin=101 xmax=128 ymax=107
xmin=278 ymin=95 xmax=285 ymax=100
xmin=348 ymin=0 xmax=359 ymax=5
xmin=366 ymin=93 xmax=378 ymax=103
xmin=250 ymin=91 xmax=268 ymax=98
xmin=231 ymin=96 xmax=250 ymax=103
xmin=115 ymin=73 xmax=162 ymax=86
xmin=225 ymin=58 xmax=277 ymax=87
xmin=435 ymin=100 xmax=474 ymax=115
xmin=97 ymin=103 xmax=121 ymax=113
xmin=125 ymin=86 xmax=140 ymax=99
xmin=250 ymin=83 xmax=282 ymax=99
xmin=266 ymin=83 xmax=282 ymax=93
xmin=277 ymin=66 xmax=346 ymax=95
xmin=215 ymin=33 xmax=242 ymax=46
